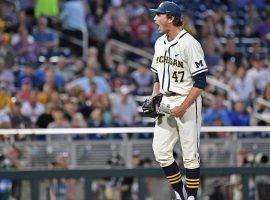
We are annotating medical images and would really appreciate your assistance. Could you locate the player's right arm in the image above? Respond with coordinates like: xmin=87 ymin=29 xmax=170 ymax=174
xmin=152 ymin=81 xmax=160 ymax=97
xmin=151 ymin=37 xmax=163 ymax=97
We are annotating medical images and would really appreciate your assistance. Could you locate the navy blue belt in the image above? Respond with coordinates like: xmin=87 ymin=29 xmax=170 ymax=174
xmin=163 ymin=92 xmax=179 ymax=97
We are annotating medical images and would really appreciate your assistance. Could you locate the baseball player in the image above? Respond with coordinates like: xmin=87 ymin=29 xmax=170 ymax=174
xmin=146 ymin=1 xmax=208 ymax=200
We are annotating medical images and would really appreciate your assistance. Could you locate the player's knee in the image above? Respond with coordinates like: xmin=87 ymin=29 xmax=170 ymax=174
xmin=183 ymin=158 xmax=200 ymax=169
xmin=153 ymin=148 xmax=174 ymax=167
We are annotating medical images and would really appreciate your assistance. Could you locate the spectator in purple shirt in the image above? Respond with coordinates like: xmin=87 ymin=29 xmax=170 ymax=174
xmin=13 ymin=27 xmax=37 ymax=63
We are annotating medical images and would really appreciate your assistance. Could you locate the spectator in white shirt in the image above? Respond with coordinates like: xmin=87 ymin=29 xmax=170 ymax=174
xmin=110 ymin=85 xmax=138 ymax=127
xmin=21 ymin=90 xmax=45 ymax=123
xmin=229 ymin=67 xmax=255 ymax=106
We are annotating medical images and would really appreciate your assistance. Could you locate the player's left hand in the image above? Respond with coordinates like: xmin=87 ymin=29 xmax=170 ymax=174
xmin=170 ymin=106 xmax=186 ymax=118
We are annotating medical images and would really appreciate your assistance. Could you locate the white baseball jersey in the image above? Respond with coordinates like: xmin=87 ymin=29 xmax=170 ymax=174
xmin=151 ymin=30 xmax=208 ymax=95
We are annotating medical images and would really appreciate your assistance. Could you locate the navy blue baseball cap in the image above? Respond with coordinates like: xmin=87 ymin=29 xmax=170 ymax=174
xmin=149 ymin=1 xmax=182 ymax=18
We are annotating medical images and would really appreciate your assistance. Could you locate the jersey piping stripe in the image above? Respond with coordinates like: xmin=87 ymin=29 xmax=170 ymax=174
xmin=161 ymin=50 xmax=167 ymax=91
xmin=167 ymin=42 xmax=178 ymax=92
xmin=179 ymin=31 xmax=188 ymax=39
xmin=191 ymin=67 xmax=208 ymax=76
xmin=151 ymin=67 xmax=157 ymax=73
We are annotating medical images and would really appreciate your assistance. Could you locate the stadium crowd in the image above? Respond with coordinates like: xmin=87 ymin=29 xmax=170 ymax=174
xmin=0 ymin=0 xmax=269 ymax=142
xmin=0 ymin=0 xmax=270 ymax=199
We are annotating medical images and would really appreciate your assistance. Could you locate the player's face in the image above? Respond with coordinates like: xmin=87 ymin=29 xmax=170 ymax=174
xmin=154 ymin=13 xmax=170 ymax=34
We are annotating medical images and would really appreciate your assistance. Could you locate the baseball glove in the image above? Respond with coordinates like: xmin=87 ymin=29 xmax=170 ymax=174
xmin=142 ymin=93 xmax=163 ymax=118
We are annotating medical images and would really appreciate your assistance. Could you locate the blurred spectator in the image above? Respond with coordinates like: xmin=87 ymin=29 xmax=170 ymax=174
xmin=0 ymin=57 xmax=15 ymax=92
xmin=48 ymin=152 xmax=75 ymax=200
xmin=253 ymin=13 xmax=270 ymax=40
xmin=62 ymin=97 xmax=79 ymax=122
xmin=34 ymin=0 xmax=59 ymax=18
xmin=117 ymin=151 xmax=145 ymax=200
xmin=21 ymin=90 xmax=45 ymax=124
xmin=86 ymin=46 xmax=102 ymax=74
xmin=48 ymin=90 xmax=62 ymax=109
xmin=87 ymin=9 xmax=110 ymax=44
xmin=0 ymin=109 xmax=11 ymax=129
xmin=108 ymin=15 xmax=131 ymax=43
xmin=0 ymin=18 xmax=15 ymax=69
xmin=12 ymin=27 xmax=37 ymax=64
xmin=0 ymin=145 xmax=26 ymax=200
xmin=16 ymin=10 xmax=33 ymax=32
xmin=246 ymin=55 xmax=270 ymax=94
xmin=66 ymin=67 xmax=110 ymax=96
xmin=110 ymin=85 xmax=139 ymax=127
xmin=229 ymin=101 xmax=250 ymax=126
xmin=132 ymin=25 xmax=153 ymax=53
xmin=247 ymin=41 xmax=267 ymax=61
xmin=70 ymin=58 xmax=85 ymax=78
xmin=43 ymin=68 xmax=64 ymax=91
xmin=73 ymin=87 xmax=93 ymax=119
xmin=48 ymin=107 xmax=70 ymax=129
xmin=48 ymin=107 xmax=70 ymax=140
xmin=60 ymin=0 xmax=87 ymax=56
xmin=88 ymin=108 xmax=103 ymax=127
xmin=37 ymin=83 xmax=55 ymax=104
xmin=71 ymin=112 xmax=87 ymax=128
xmin=229 ymin=66 xmax=255 ymax=106
xmin=9 ymin=98 xmax=32 ymax=133
xmin=111 ymin=63 xmax=133 ymax=92
xmin=203 ymin=96 xmax=231 ymax=126
xmin=131 ymin=58 xmax=153 ymax=95
xmin=16 ymin=77 xmax=32 ymax=101
xmin=206 ymin=65 xmax=227 ymax=96
xmin=125 ymin=0 xmax=146 ymax=20
xmin=33 ymin=61 xmax=63 ymax=90
xmin=209 ymin=183 xmax=225 ymax=200
xmin=54 ymin=55 xmax=74 ymax=83
xmin=222 ymin=38 xmax=245 ymax=67
xmin=88 ymin=0 xmax=109 ymax=19
xmin=256 ymin=83 xmax=270 ymax=125
xmin=99 ymin=94 xmax=114 ymax=127
xmin=16 ymin=61 xmax=36 ymax=89
xmin=0 ymin=82 xmax=12 ymax=111
xmin=60 ymin=0 xmax=87 ymax=30
xmin=36 ymin=101 xmax=55 ymax=128
xmin=130 ymin=11 xmax=154 ymax=40
xmin=0 ymin=1 xmax=18 ymax=31
xmin=32 ymin=16 xmax=59 ymax=56
xmin=246 ymin=5 xmax=262 ymax=33
xmin=203 ymin=40 xmax=222 ymax=73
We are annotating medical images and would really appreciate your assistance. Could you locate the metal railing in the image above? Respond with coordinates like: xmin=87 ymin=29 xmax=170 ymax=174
xmin=0 ymin=127 xmax=270 ymax=169
xmin=105 ymin=39 xmax=153 ymax=69
xmin=1 ymin=166 xmax=270 ymax=200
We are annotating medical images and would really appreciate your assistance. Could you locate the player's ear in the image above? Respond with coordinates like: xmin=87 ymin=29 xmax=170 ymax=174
xmin=167 ymin=15 xmax=174 ymax=23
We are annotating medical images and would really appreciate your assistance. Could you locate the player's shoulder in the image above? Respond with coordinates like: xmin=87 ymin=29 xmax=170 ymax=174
xmin=181 ymin=31 xmax=200 ymax=45
xmin=155 ymin=34 xmax=167 ymax=45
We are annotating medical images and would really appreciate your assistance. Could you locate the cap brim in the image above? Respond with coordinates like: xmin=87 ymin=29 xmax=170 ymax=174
xmin=149 ymin=8 xmax=165 ymax=14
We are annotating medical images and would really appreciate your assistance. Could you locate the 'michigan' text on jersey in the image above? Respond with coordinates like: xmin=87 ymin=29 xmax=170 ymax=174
xmin=151 ymin=30 xmax=208 ymax=95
